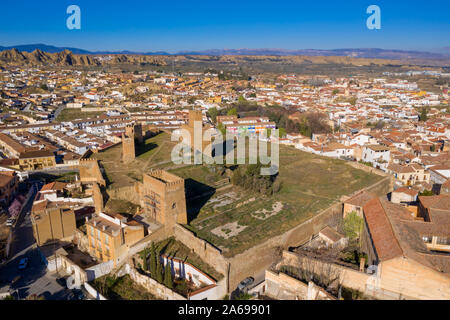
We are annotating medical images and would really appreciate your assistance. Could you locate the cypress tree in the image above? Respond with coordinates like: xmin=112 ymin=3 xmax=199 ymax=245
xmin=164 ymin=259 xmax=174 ymax=289
xmin=142 ymin=248 xmax=148 ymax=271
xmin=156 ymin=257 xmax=164 ymax=283
xmin=150 ymin=243 xmax=157 ymax=275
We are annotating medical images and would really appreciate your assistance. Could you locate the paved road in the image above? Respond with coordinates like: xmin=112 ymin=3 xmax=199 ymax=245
xmin=230 ymin=270 xmax=266 ymax=299
xmin=52 ymin=104 xmax=65 ymax=122
xmin=0 ymin=186 xmax=72 ymax=300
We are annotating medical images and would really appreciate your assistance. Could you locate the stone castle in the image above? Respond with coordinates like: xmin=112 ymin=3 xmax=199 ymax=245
xmin=136 ymin=169 xmax=187 ymax=227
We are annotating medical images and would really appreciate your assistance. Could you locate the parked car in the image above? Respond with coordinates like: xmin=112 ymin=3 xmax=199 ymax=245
xmin=72 ymin=289 xmax=85 ymax=300
xmin=18 ymin=258 xmax=29 ymax=270
xmin=237 ymin=277 xmax=254 ymax=291
xmin=56 ymin=277 xmax=67 ymax=287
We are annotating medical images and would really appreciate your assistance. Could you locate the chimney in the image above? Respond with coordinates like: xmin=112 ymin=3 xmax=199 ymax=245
xmin=359 ymin=257 xmax=366 ymax=272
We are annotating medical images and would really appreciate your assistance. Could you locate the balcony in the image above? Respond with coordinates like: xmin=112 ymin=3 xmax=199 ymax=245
xmin=425 ymin=236 xmax=450 ymax=253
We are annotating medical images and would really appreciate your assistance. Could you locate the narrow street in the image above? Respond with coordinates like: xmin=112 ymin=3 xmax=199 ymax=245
xmin=0 ymin=186 xmax=72 ymax=300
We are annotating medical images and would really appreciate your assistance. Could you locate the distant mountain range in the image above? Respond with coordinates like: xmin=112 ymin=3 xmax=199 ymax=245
xmin=1 ymin=44 xmax=449 ymax=61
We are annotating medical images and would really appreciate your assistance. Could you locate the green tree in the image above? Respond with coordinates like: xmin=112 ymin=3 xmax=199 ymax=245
xmin=156 ymin=258 xmax=164 ymax=283
xmin=419 ymin=190 xmax=434 ymax=196
xmin=150 ymin=243 xmax=157 ymax=275
xmin=238 ymin=95 xmax=246 ymax=103
xmin=343 ymin=211 xmax=363 ymax=242
xmin=164 ymin=260 xmax=174 ymax=289
xmin=419 ymin=107 xmax=428 ymax=122
xmin=227 ymin=107 xmax=238 ymax=116
xmin=332 ymin=89 xmax=339 ymax=95
xmin=188 ymin=96 xmax=196 ymax=104
xmin=142 ymin=248 xmax=149 ymax=271
xmin=217 ymin=123 xmax=226 ymax=136
xmin=207 ymin=107 xmax=218 ymax=123
xmin=278 ymin=127 xmax=287 ymax=138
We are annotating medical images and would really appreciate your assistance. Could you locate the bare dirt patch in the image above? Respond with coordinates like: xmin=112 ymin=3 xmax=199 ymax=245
xmin=251 ymin=201 xmax=284 ymax=220
xmin=211 ymin=221 xmax=247 ymax=239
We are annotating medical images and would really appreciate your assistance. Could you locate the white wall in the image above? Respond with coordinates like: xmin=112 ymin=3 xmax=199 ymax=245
xmin=85 ymin=260 xmax=114 ymax=281
xmin=83 ymin=282 xmax=107 ymax=300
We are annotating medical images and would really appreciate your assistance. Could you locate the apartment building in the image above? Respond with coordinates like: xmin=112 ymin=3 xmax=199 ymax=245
xmin=362 ymin=145 xmax=391 ymax=171
xmin=18 ymin=150 xmax=56 ymax=171
xmin=0 ymin=171 xmax=19 ymax=206
xmin=361 ymin=197 xmax=450 ymax=299
xmin=86 ymin=212 xmax=145 ymax=266
xmin=32 ymin=207 xmax=77 ymax=246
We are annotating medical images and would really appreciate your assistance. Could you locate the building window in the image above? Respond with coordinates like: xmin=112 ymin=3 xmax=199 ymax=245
xmin=422 ymin=236 xmax=432 ymax=243
xmin=436 ymin=237 xmax=450 ymax=245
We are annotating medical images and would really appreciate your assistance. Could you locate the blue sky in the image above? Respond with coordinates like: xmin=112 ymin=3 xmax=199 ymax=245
xmin=0 ymin=0 xmax=449 ymax=53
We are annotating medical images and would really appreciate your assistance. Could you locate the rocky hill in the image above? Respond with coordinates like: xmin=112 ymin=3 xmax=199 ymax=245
xmin=0 ymin=48 xmax=167 ymax=67
xmin=1 ymin=48 xmax=448 ymax=71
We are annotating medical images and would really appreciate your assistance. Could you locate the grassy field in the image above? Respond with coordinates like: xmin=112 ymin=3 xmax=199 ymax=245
xmin=91 ymin=275 xmax=157 ymax=300
xmin=91 ymin=131 xmax=383 ymax=257
xmin=56 ymin=108 xmax=106 ymax=122
xmin=90 ymin=132 xmax=178 ymax=189
xmin=184 ymin=145 xmax=383 ymax=257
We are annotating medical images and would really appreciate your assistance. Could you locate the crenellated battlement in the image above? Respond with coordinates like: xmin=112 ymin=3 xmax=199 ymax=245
xmin=138 ymin=169 xmax=187 ymax=225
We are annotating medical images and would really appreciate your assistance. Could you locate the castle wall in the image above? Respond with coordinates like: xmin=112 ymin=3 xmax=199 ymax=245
xmin=79 ymin=159 xmax=106 ymax=186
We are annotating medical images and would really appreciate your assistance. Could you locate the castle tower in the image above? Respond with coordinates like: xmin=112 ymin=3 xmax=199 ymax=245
xmin=122 ymin=125 xmax=136 ymax=164
xmin=92 ymin=182 xmax=104 ymax=214
xmin=180 ymin=109 xmax=214 ymax=156
xmin=135 ymin=123 xmax=144 ymax=144
xmin=188 ymin=109 xmax=203 ymax=128
xmin=137 ymin=170 xmax=187 ymax=227
xmin=78 ymin=159 xmax=106 ymax=186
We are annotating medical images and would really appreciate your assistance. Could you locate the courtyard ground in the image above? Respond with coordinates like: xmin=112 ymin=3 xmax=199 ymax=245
xmin=90 ymin=132 xmax=383 ymax=258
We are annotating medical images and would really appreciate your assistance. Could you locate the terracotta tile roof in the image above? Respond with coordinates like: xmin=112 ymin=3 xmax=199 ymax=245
xmin=393 ymin=187 xmax=418 ymax=197
xmin=319 ymin=226 xmax=344 ymax=243
xmin=345 ymin=190 xmax=377 ymax=207
xmin=19 ymin=150 xmax=54 ymax=159
xmin=0 ymin=172 xmax=16 ymax=188
xmin=419 ymin=195 xmax=450 ymax=212
xmin=363 ymin=198 xmax=403 ymax=261
xmin=40 ymin=181 xmax=67 ymax=192
xmin=366 ymin=198 xmax=450 ymax=274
